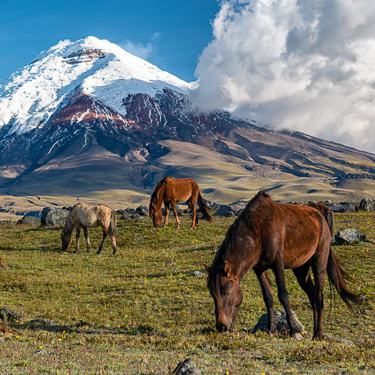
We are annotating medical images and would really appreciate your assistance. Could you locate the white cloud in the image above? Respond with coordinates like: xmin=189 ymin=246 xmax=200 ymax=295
xmin=120 ymin=33 xmax=160 ymax=61
xmin=192 ymin=0 xmax=375 ymax=153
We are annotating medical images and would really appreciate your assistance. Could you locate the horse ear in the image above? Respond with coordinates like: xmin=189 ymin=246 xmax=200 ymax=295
xmin=204 ymin=264 xmax=211 ymax=274
xmin=223 ymin=260 xmax=232 ymax=277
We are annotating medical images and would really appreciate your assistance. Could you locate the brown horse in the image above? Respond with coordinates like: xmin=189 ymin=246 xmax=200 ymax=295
xmin=205 ymin=190 xmax=359 ymax=340
xmin=149 ymin=176 xmax=213 ymax=229
xmin=61 ymin=203 xmax=117 ymax=254
xmin=307 ymin=202 xmax=334 ymax=235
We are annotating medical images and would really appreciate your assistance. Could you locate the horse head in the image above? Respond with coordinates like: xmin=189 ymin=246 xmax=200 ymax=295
xmin=149 ymin=202 xmax=162 ymax=227
xmin=61 ymin=228 xmax=72 ymax=250
xmin=205 ymin=261 xmax=243 ymax=333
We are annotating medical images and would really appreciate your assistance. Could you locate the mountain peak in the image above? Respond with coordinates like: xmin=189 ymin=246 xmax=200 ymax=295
xmin=0 ymin=36 xmax=192 ymax=136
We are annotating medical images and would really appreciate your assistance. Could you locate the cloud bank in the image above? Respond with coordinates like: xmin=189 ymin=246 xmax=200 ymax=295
xmin=192 ymin=0 xmax=375 ymax=153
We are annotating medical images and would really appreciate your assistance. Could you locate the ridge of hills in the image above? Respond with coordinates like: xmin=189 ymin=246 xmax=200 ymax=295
xmin=1 ymin=37 xmax=375 ymax=220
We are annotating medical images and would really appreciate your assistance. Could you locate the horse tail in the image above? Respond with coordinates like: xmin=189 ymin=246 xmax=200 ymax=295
xmin=325 ymin=207 xmax=335 ymax=236
xmin=198 ymin=191 xmax=213 ymax=222
xmin=108 ymin=209 xmax=117 ymax=235
xmin=326 ymin=247 xmax=360 ymax=309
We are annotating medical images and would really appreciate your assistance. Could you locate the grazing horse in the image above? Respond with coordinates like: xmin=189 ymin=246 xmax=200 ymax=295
xmin=149 ymin=176 xmax=213 ymax=229
xmin=61 ymin=203 xmax=117 ymax=254
xmin=205 ymin=190 xmax=359 ymax=340
xmin=307 ymin=202 xmax=334 ymax=236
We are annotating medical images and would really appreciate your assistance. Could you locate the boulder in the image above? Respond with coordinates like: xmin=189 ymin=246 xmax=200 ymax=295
xmin=136 ymin=205 xmax=149 ymax=216
xmin=252 ymin=309 xmax=305 ymax=335
xmin=41 ymin=207 xmax=70 ymax=227
xmin=335 ymin=228 xmax=366 ymax=244
xmin=358 ymin=198 xmax=375 ymax=212
xmin=173 ymin=359 xmax=201 ymax=375
xmin=213 ymin=205 xmax=236 ymax=217
xmin=17 ymin=216 xmax=41 ymax=225
xmin=327 ymin=203 xmax=356 ymax=213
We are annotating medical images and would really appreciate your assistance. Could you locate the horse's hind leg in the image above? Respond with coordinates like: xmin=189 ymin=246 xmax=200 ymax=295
xmin=109 ymin=234 xmax=117 ymax=255
xmin=310 ymin=257 xmax=327 ymax=340
xmin=97 ymin=230 xmax=107 ymax=254
xmin=187 ymin=197 xmax=198 ymax=229
xmin=254 ymin=268 xmax=277 ymax=334
xmin=82 ymin=226 xmax=91 ymax=252
xmin=171 ymin=201 xmax=181 ymax=229
xmin=73 ymin=226 xmax=81 ymax=253
xmin=272 ymin=255 xmax=302 ymax=338
xmin=293 ymin=263 xmax=320 ymax=339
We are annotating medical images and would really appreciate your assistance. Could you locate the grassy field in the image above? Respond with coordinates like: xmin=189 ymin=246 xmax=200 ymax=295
xmin=0 ymin=211 xmax=374 ymax=374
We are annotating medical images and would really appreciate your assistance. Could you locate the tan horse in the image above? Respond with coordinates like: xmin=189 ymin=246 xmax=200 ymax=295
xmin=149 ymin=176 xmax=213 ymax=229
xmin=61 ymin=203 xmax=117 ymax=254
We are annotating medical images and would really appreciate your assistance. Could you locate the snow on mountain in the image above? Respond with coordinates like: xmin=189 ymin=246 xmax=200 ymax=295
xmin=0 ymin=36 xmax=192 ymax=136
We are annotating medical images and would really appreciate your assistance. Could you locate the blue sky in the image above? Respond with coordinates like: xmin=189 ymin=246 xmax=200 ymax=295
xmin=0 ymin=0 xmax=219 ymax=82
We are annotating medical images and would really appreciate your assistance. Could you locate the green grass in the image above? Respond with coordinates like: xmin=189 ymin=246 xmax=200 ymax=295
xmin=0 ymin=212 xmax=375 ymax=374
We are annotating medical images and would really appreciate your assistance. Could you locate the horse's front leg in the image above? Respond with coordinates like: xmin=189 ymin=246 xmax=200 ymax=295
xmin=82 ymin=226 xmax=92 ymax=252
xmin=171 ymin=201 xmax=180 ymax=229
xmin=272 ymin=255 xmax=302 ymax=339
xmin=163 ymin=203 xmax=170 ymax=228
xmin=254 ymin=268 xmax=277 ymax=334
xmin=73 ymin=226 xmax=81 ymax=253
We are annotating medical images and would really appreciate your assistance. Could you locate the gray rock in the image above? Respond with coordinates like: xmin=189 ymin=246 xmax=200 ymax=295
xmin=41 ymin=207 xmax=70 ymax=227
xmin=190 ymin=271 xmax=203 ymax=278
xmin=358 ymin=198 xmax=375 ymax=212
xmin=34 ymin=349 xmax=53 ymax=355
xmin=252 ymin=309 xmax=305 ymax=335
xmin=29 ymin=319 xmax=57 ymax=326
xmin=335 ymin=228 xmax=366 ymax=244
xmin=136 ymin=205 xmax=149 ymax=216
xmin=0 ymin=307 xmax=23 ymax=323
xmin=173 ymin=359 xmax=201 ymax=375
xmin=324 ymin=334 xmax=354 ymax=345
xmin=327 ymin=203 xmax=356 ymax=213
xmin=16 ymin=216 xmax=41 ymax=225
xmin=213 ymin=205 xmax=236 ymax=217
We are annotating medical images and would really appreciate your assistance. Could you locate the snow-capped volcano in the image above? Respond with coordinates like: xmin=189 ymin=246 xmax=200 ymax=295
xmin=0 ymin=36 xmax=192 ymax=136
xmin=1 ymin=36 xmax=375 ymax=216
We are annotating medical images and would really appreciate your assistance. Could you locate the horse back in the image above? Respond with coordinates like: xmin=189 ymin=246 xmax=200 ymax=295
xmin=69 ymin=203 xmax=113 ymax=228
xmin=259 ymin=202 xmax=330 ymax=269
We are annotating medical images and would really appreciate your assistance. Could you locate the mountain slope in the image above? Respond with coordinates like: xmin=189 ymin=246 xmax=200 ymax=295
xmin=1 ymin=37 xmax=375 ymax=219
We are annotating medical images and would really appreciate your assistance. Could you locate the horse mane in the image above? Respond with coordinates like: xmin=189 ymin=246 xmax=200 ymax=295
xmin=149 ymin=176 xmax=170 ymax=209
xmin=208 ymin=190 xmax=270 ymax=286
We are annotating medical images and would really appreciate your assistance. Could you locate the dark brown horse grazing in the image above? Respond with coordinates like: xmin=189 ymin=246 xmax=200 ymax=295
xmin=205 ymin=190 xmax=359 ymax=340
xmin=149 ymin=176 xmax=213 ymax=229
xmin=61 ymin=203 xmax=117 ymax=254
xmin=307 ymin=202 xmax=334 ymax=235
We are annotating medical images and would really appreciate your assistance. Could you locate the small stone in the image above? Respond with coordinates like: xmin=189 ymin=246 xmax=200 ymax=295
xmin=190 ymin=271 xmax=203 ymax=278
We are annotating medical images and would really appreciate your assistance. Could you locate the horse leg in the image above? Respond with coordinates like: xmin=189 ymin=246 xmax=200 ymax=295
xmin=171 ymin=201 xmax=181 ymax=229
xmin=73 ymin=226 xmax=81 ymax=253
xmin=292 ymin=263 xmax=319 ymax=339
xmin=190 ymin=196 xmax=198 ymax=229
xmin=97 ymin=230 xmax=107 ymax=254
xmin=110 ymin=234 xmax=118 ymax=255
xmin=254 ymin=268 xmax=277 ymax=334
xmin=310 ymin=257 xmax=327 ymax=340
xmin=272 ymin=255 xmax=302 ymax=338
xmin=163 ymin=203 xmax=170 ymax=228
xmin=82 ymin=226 xmax=91 ymax=252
